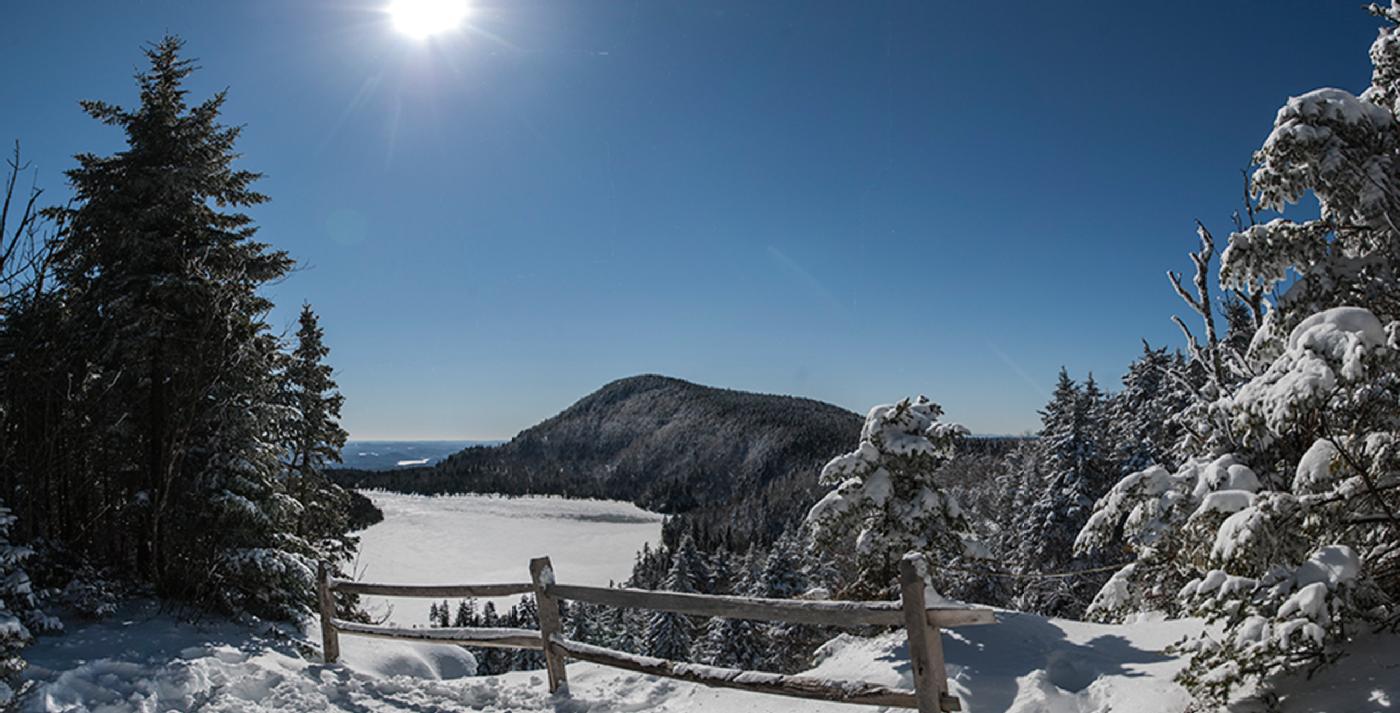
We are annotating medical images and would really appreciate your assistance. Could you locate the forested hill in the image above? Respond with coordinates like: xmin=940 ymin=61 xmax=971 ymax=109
xmin=334 ymin=375 xmax=864 ymax=523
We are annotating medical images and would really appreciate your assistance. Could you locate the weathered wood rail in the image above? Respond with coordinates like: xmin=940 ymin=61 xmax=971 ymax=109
xmin=317 ymin=554 xmax=994 ymax=713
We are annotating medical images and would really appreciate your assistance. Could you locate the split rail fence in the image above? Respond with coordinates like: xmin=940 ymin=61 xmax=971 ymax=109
xmin=317 ymin=553 xmax=995 ymax=713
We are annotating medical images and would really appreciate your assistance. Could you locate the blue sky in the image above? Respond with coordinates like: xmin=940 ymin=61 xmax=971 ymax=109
xmin=0 ymin=1 xmax=1380 ymax=439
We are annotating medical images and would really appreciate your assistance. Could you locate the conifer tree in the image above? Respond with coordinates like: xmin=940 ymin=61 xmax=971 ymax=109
xmin=1078 ymin=6 xmax=1400 ymax=703
xmin=46 ymin=36 xmax=309 ymax=617
xmin=1106 ymin=344 xmax=1188 ymax=476
xmin=454 ymin=599 xmax=476 ymax=628
xmin=644 ymin=535 xmax=702 ymax=660
xmin=0 ymin=504 xmax=58 ymax=705
xmin=696 ymin=547 xmax=764 ymax=669
xmin=282 ymin=304 xmax=355 ymax=567
xmin=755 ymin=531 xmax=818 ymax=671
xmin=1014 ymin=369 xmax=1113 ymax=616
xmin=807 ymin=396 xmax=979 ymax=598
xmin=477 ymin=601 xmax=510 ymax=674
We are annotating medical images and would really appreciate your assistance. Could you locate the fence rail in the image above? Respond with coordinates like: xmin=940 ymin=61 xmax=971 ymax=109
xmin=317 ymin=555 xmax=994 ymax=713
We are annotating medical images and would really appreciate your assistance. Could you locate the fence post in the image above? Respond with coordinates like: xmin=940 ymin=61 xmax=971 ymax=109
xmin=899 ymin=554 xmax=958 ymax=713
xmin=317 ymin=561 xmax=341 ymax=664
xmin=529 ymin=556 xmax=569 ymax=693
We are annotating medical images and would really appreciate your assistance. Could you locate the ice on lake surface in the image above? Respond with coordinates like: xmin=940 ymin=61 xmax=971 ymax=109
xmin=352 ymin=491 xmax=664 ymax=626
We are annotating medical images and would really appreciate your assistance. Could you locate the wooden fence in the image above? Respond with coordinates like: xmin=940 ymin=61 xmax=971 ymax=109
xmin=317 ymin=553 xmax=994 ymax=713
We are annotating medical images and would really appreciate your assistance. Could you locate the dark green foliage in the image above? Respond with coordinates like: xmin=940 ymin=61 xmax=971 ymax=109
xmin=282 ymin=305 xmax=356 ymax=567
xmin=0 ymin=37 xmax=356 ymax=624
xmin=643 ymin=533 xmax=703 ymax=660
xmin=42 ymin=36 xmax=307 ymax=617
xmin=1012 ymin=369 xmax=1114 ymax=617
xmin=345 ymin=490 xmax=385 ymax=531
xmin=427 ymin=595 xmax=545 ymax=675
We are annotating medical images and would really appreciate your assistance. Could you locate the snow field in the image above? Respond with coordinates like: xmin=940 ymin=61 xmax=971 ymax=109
xmin=352 ymin=492 xmax=664 ymax=625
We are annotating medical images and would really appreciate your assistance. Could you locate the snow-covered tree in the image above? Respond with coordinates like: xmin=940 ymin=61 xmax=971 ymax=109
xmin=755 ymin=529 xmax=824 ymax=672
xmin=0 ymin=505 xmax=58 ymax=705
xmin=807 ymin=396 xmax=979 ymax=598
xmin=1107 ymin=344 xmax=1190 ymax=476
xmin=453 ymin=599 xmax=476 ymax=628
xmin=40 ymin=36 xmax=314 ymax=618
xmin=644 ymin=534 xmax=702 ymax=660
xmin=1079 ymin=7 xmax=1400 ymax=704
xmin=1013 ymin=370 xmax=1114 ymax=617
xmin=695 ymin=547 xmax=764 ymax=669
xmin=282 ymin=304 xmax=356 ymax=570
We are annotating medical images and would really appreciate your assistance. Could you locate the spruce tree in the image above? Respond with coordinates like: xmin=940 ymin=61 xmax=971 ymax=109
xmin=1014 ymin=369 xmax=1113 ymax=617
xmin=755 ymin=531 xmax=817 ymax=672
xmin=1079 ymin=6 xmax=1400 ymax=703
xmin=696 ymin=547 xmax=764 ymax=669
xmin=48 ymin=36 xmax=309 ymax=617
xmin=644 ymin=535 xmax=702 ymax=660
xmin=477 ymin=602 xmax=509 ymax=674
xmin=453 ymin=599 xmax=476 ymax=628
xmin=282 ymin=304 xmax=355 ymax=567
xmin=0 ymin=504 xmax=58 ymax=704
xmin=806 ymin=396 xmax=979 ymax=598
xmin=1106 ymin=344 xmax=1187 ymax=476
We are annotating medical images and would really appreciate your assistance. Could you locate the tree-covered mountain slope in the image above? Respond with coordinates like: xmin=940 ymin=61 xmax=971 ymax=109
xmin=334 ymin=375 xmax=861 ymax=514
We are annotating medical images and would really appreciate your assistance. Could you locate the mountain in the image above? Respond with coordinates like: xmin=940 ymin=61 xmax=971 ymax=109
xmin=333 ymin=375 xmax=863 ymax=542
xmin=334 ymin=374 xmax=1030 ymax=546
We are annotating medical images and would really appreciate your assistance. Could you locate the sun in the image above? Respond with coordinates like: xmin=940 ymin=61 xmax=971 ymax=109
xmin=388 ymin=0 xmax=470 ymax=39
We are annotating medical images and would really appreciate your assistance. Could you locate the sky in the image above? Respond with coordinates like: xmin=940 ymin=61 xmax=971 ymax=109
xmin=0 ymin=1 xmax=1383 ymax=439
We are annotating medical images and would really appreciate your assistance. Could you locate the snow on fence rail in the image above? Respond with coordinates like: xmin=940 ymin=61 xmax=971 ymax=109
xmin=316 ymin=554 xmax=994 ymax=713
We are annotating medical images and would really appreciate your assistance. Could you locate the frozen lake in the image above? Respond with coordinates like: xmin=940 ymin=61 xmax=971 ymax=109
xmin=352 ymin=491 xmax=664 ymax=626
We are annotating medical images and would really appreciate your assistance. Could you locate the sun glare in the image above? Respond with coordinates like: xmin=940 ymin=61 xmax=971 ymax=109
xmin=388 ymin=0 xmax=469 ymax=39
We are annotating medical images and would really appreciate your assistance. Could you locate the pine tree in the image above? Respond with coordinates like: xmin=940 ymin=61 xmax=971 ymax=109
xmin=644 ymin=535 xmax=702 ymax=660
xmin=477 ymin=601 xmax=510 ymax=674
xmin=507 ymin=596 xmax=545 ymax=670
xmin=564 ymin=600 xmax=597 ymax=644
xmin=1014 ymin=369 xmax=1113 ymax=617
xmin=755 ymin=532 xmax=805 ymax=600
xmin=1106 ymin=344 xmax=1188 ymax=476
xmin=282 ymin=304 xmax=355 ymax=568
xmin=453 ymin=599 xmax=476 ymax=628
xmin=0 ymin=504 xmax=58 ymax=705
xmin=695 ymin=547 xmax=764 ymax=669
xmin=755 ymin=531 xmax=817 ymax=672
xmin=47 ymin=36 xmax=308 ymax=618
xmin=1078 ymin=6 xmax=1400 ymax=703
xmin=807 ymin=396 xmax=979 ymax=598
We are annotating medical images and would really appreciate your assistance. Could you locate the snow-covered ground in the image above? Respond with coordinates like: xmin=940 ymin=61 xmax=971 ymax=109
xmin=19 ymin=597 xmax=1194 ymax=712
xmin=353 ymin=492 xmax=664 ymax=625
xmin=25 ymin=601 xmax=1395 ymax=712
xmin=17 ymin=494 xmax=1398 ymax=711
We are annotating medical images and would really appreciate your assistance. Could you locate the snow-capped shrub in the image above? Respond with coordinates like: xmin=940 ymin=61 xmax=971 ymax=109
xmin=0 ymin=505 xmax=59 ymax=705
xmin=1175 ymin=546 xmax=1372 ymax=707
xmin=1083 ymin=306 xmax=1400 ymax=704
xmin=806 ymin=396 xmax=978 ymax=598
xmin=1075 ymin=455 xmax=1261 ymax=621
xmin=1224 ymin=307 xmax=1391 ymax=450
xmin=57 ymin=567 xmax=120 ymax=620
